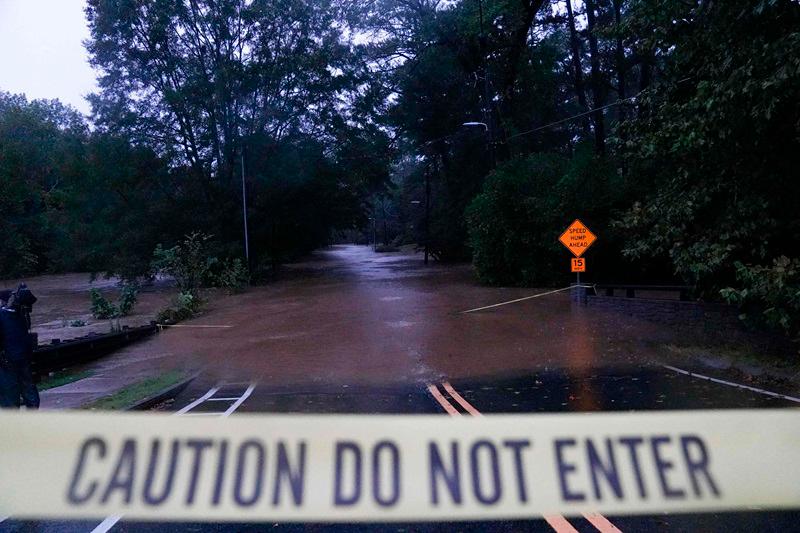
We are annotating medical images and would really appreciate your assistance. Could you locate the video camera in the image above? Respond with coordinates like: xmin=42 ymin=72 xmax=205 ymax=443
xmin=4 ymin=283 xmax=37 ymax=330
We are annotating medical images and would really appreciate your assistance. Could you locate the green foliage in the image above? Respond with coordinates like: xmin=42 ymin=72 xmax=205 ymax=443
xmin=0 ymin=92 xmax=87 ymax=277
xmin=69 ymin=319 xmax=87 ymax=328
xmin=155 ymin=291 xmax=202 ymax=325
xmin=89 ymin=289 xmax=118 ymax=319
xmin=117 ymin=284 xmax=138 ymax=316
xmin=213 ymin=258 xmax=249 ymax=294
xmin=466 ymin=154 xmax=567 ymax=286
xmin=614 ymin=0 xmax=800 ymax=295
xmin=151 ymin=233 xmax=217 ymax=296
xmin=721 ymin=258 xmax=800 ymax=340
xmin=466 ymin=147 xmax=624 ymax=286
xmin=89 ymin=284 xmax=138 ymax=319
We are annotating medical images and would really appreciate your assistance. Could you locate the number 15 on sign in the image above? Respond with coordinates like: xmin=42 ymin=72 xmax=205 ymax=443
xmin=571 ymin=258 xmax=585 ymax=272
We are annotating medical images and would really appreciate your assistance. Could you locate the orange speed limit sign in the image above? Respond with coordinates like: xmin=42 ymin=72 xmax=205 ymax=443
xmin=571 ymin=258 xmax=586 ymax=272
xmin=559 ymin=219 xmax=597 ymax=257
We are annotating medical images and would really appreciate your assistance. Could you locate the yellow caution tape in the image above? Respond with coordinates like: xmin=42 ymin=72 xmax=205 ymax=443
xmin=0 ymin=409 xmax=798 ymax=521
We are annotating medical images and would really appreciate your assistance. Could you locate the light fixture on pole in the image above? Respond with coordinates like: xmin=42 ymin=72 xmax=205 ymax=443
xmin=462 ymin=121 xmax=489 ymax=130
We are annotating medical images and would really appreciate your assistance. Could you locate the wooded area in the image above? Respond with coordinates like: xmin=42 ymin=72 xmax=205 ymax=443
xmin=1 ymin=0 xmax=798 ymax=338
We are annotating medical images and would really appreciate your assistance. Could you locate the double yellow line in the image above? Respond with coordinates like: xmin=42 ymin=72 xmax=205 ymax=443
xmin=426 ymin=382 xmax=622 ymax=533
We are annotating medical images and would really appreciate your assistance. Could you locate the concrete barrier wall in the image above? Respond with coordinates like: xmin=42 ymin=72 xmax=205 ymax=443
xmin=570 ymin=284 xmax=740 ymax=331
xmin=585 ymin=295 xmax=741 ymax=330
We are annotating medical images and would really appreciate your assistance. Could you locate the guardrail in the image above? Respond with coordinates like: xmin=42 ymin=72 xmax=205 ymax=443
xmin=594 ymin=284 xmax=692 ymax=301
xmin=31 ymin=322 xmax=158 ymax=378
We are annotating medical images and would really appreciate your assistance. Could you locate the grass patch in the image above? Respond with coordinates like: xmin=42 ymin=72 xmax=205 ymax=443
xmin=84 ymin=370 xmax=187 ymax=411
xmin=39 ymin=369 xmax=93 ymax=391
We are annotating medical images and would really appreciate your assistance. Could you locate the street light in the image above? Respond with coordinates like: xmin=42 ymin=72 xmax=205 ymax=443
xmin=462 ymin=121 xmax=488 ymax=130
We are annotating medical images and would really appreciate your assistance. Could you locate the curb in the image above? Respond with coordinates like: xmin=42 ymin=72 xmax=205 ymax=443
xmin=126 ymin=372 xmax=199 ymax=411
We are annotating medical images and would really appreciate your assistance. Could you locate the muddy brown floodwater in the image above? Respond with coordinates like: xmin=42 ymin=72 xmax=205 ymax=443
xmin=1 ymin=273 xmax=176 ymax=344
xmin=151 ymin=245 xmax=684 ymax=387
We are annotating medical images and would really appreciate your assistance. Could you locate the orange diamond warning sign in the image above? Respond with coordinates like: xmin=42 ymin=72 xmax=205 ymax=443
xmin=559 ymin=219 xmax=597 ymax=257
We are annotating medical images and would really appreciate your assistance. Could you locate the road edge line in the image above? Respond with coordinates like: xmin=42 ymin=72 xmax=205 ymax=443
xmin=662 ymin=365 xmax=800 ymax=403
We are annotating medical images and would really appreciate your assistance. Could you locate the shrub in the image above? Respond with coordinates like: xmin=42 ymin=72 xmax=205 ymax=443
xmin=151 ymin=232 xmax=217 ymax=296
xmin=117 ymin=284 xmax=138 ymax=316
xmin=90 ymin=289 xmax=118 ymax=319
xmin=155 ymin=291 xmax=202 ymax=324
xmin=214 ymin=258 xmax=249 ymax=293
xmin=465 ymin=154 xmax=567 ymax=286
xmin=721 ymin=257 xmax=800 ymax=340
xmin=89 ymin=284 xmax=138 ymax=319
xmin=466 ymin=147 xmax=624 ymax=287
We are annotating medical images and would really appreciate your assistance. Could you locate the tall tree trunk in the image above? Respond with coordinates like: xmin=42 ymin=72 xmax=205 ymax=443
xmin=637 ymin=51 xmax=651 ymax=118
xmin=565 ymin=0 xmax=589 ymax=135
xmin=613 ymin=0 xmax=625 ymax=119
xmin=584 ymin=0 xmax=606 ymax=155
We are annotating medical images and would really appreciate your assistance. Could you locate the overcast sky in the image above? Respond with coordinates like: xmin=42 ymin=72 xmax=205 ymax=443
xmin=0 ymin=0 xmax=97 ymax=115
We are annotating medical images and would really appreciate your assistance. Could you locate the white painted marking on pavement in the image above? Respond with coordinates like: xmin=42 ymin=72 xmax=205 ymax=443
xmin=460 ymin=285 xmax=594 ymax=314
xmin=175 ymin=387 xmax=219 ymax=414
xmin=90 ymin=515 xmax=122 ymax=533
xmin=90 ymin=383 xmax=255 ymax=531
xmin=223 ymin=384 xmax=256 ymax=417
xmin=662 ymin=365 xmax=800 ymax=403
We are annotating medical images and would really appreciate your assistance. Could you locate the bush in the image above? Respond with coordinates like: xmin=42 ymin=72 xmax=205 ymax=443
xmin=721 ymin=257 xmax=800 ymax=340
xmin=214 ymin=258 xmax=249 ymax=293
xmin=466 ymin=147 xmax=626 ymax=286
xmin=155 ymin=291 xmax=202 ymax=324
xmin=465 ymin=154 xmax=567 ymax=286
xmin=117 ymin=284 xmax=138 ymax=316
xmin=90 ymin=289 xmax=118 ymax=319
xmin=89 ymin=284 xmax=138 ymax=319
xmin=151 ymin=232 xmax=217 ymax=296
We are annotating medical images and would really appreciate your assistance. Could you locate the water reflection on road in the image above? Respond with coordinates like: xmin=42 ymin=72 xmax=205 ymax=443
xmin=159 ymin=245 xmax=687 ymax=388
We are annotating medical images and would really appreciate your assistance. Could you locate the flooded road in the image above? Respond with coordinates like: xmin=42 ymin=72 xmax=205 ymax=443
xmin=159 ymin=244 xmax=682 ymax=387
xmin=7 ymin=245 xmax=800 ymax=533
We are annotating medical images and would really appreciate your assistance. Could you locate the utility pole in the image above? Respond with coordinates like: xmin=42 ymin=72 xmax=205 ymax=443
xmin=241 ymin=148 xmax=250 ymax=265
xmin=424 ymin=162 xmax=431 ymax=265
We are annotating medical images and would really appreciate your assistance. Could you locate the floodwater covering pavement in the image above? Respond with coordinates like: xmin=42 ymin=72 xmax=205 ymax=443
xmin=4 ymin=245 xmax=799 ymax=532
xmin=155 ymin=244 xmax=704 ymax=388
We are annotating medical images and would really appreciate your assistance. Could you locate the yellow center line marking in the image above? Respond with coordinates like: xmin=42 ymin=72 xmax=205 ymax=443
xmin=442 ymin=382 xmax=482 ymax=416
xmin=583 ymin=512 xmax=624 ymax=532
xmin=426 ymin=383 xmax=461 ymax=416
xmin=430 ymin=381 xmax=624 ymax=533
xmin=543 ymin=514 xmax=580 ymax=533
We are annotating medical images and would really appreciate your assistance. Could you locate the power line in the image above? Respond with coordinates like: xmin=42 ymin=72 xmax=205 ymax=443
xmin=504 ymin=77 xmax=694 ymax=142
xmin=505 ymin=91 xmax=642 ymax=142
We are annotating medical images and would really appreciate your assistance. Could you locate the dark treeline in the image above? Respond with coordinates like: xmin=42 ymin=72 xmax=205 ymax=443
xmin=1 ymin=0 xmax=799 ymax=336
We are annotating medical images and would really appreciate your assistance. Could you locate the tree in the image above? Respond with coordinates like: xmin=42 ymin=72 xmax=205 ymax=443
xmin=615 ymin=0 xmax=800 ymax=295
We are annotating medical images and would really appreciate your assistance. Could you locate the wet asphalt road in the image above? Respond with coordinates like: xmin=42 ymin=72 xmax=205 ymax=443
xmin=4 ymin=246 xmax=800 ymax=532
xmin=7 ymin=366 xmax=798 ymax=533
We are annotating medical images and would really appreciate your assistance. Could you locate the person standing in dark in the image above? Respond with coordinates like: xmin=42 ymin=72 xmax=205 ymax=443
xmin=0 ymin=289 xmax=15 ymax=408
xmin=0 ymin=284 xmax=39 ymax=409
